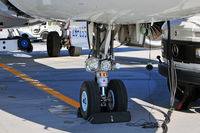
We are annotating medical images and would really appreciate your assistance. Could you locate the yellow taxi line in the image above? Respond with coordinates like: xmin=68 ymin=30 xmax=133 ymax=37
xmin=0 ymin=63 xmax=80 ymax=108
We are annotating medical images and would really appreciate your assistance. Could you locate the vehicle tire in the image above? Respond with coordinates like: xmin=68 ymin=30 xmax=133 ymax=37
xmin=47 ymin=32 xmax=61 ymax=57
xmin=68 ymin=46 xmax=82 ymax=56
xmin=80 ymin=81 xmax=101 ymax=119
xmin=22 ymin=33 xmax=29 ymax=38
xmin=106 ymin=79 xmax=128 ymax=112
xmin=41 ymin=31 xmax=48 ymax=41
xmin=18 ymin=37 xmax=33 ymax=52
xmin=167 ymin=79 xmax=198 ymax=101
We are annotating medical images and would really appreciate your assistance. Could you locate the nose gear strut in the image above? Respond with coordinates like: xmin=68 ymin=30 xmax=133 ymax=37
xmin=78 ymin=22 xmax=131 ymax=124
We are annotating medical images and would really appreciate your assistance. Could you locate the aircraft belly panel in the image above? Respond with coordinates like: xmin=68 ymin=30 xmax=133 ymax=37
xmin=0 ymin=1 xmax=27 ymax=28
xmin=8 ymin=0 xmax=200 ymax=24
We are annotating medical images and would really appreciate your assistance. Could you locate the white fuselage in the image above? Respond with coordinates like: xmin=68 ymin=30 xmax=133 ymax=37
xmin=8 ymin=0 xmax=200 ymax=24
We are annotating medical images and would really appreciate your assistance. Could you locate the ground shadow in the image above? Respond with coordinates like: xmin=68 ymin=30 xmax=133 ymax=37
xmin=0 ymin=45 xmax=198 ymax=133
xmin=0 ymin=48 xmax=162 ymax=133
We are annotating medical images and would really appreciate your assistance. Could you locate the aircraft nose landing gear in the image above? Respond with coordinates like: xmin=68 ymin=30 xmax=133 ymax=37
xmin=78 ymin=23 xmax=131 ymax=124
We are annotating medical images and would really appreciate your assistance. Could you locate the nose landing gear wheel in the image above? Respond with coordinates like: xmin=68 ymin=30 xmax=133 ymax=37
xmin=106 ymin=79 xmax=128 ymax=112
xmin=80 ymin=81 xmax=101 ymax=119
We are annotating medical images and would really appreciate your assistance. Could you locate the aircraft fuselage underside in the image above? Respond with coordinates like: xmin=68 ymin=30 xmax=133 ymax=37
xmin=5 ymin=0 xmax=200 ymax=24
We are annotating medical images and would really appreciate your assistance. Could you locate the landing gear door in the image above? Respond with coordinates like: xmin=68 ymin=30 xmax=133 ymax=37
xmin=69 ymin=21 xmax=89 ymax=49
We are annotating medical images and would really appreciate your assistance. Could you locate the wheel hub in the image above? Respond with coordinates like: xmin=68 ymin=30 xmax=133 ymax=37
xmin=21 ymin=40 xmax=28 ymax=47
xmin=107 ymin=90 xmax=115 ymax=110
xmin=81 ymin=91 xmax=88 ymax=112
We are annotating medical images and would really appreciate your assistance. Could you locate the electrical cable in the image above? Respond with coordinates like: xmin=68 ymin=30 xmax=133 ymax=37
xmin=161 ymin=21 xmax=178 ymax=133
xmin=126 ymin=26 xmax=160 ymax=129
xmin=126 ymin=24 xmax=177 ymax=132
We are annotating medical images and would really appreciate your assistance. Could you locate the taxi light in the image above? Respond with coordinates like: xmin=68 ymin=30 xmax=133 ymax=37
xmin=85 ymin=57 xmax=99 ymax=72
xmin=101 ymin=60 xmax=111 ymax=71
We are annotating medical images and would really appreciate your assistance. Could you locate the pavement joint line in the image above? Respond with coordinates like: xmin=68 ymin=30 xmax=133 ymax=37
xmin=0 ymin=63 xmax=80 ymax=108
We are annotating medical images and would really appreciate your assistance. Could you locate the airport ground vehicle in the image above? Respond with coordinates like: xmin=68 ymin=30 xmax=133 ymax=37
xmin=0 ymin=28 xmax=32 ymax=52
xmin=18 ymin=21 xmax=62 ymax=41
xmin=158 ymin=15 xmax=200 ymax=110
xmin=0 ymin=21 xmax=87 ymax=56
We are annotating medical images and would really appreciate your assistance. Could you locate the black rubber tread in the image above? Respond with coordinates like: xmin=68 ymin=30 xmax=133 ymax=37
xmin=68 ymin=46 xmax=82 ymax=56
xmin=47 ymin=32 xmax=61 ymax=57
xmin=21 ymin=33 xmax=29 ymax=38
xmin=107 ymin=79 xmax=128 ymax=112
xmin=27 ymin=45 xmax=33 ymax=53
xmin=80 ymin=81 xmax=101 ymax=119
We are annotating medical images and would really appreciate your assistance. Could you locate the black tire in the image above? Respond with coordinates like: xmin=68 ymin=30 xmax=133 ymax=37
xmin=17 ymin=37 xmax=33 ymax=52
xmin=167 ymin=79 xmax=198 ymax=101
xmin=106 ymin=79 xmax=128 ymax=112
xmin=167 ymin=79 xmax=184 ymax=101
xmin=80 ymin=81 xmax=101 ymax=119
xmin=68 ymin=46 xmax=82 ymax=56
xmin=47 ymin=32 xmax=61 ymax=57
xmin=22 ymin=33 xmax=29 ymax=38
